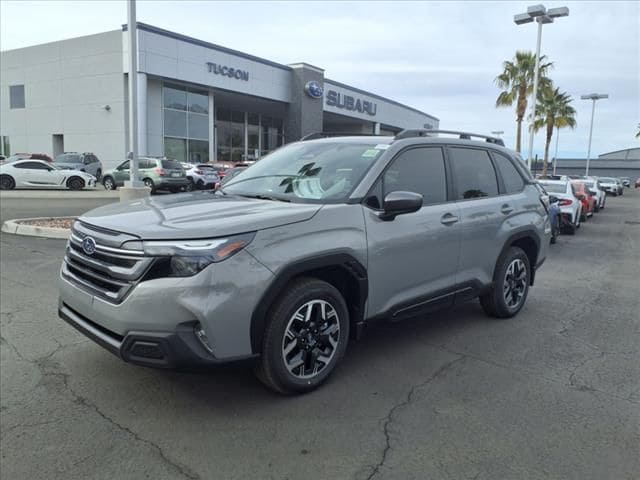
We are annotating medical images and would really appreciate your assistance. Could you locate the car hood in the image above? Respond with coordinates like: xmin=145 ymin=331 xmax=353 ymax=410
xmin=79 ymin=191 xmax=323 ymax=240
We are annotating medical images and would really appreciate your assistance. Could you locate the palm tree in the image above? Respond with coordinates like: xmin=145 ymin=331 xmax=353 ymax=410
xmin=532 ymin=85 xmax=577 ymax=177
xmin=495 ymin=51 xmax=553 ymax=153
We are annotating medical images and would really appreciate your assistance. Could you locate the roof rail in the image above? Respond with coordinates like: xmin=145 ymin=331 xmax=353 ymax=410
xmin=300 ymin=132 xmax=385 ymax=141
xmin=394 ymin=129 xmax=505 ymax=146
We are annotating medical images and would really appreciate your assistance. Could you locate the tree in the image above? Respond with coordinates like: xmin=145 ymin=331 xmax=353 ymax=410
xmin=495 ymin=51 xmax=553 ymax=153
xmin=532 ymin=85 xmax=577 ymax=177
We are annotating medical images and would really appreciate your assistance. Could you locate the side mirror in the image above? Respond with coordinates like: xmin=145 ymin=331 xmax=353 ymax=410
xmin=380 ymin=191 xmax=423 ymax=221
xmin=549 ymin=195 xmax=559 ymax=204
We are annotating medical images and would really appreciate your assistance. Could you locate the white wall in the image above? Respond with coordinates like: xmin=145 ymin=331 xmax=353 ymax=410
xmin=0 ymin=30 xmax=126 ymax=170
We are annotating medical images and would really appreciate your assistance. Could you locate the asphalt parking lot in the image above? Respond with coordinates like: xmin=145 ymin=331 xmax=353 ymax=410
xmin=1 ymin=190 xmax=639 ymax=479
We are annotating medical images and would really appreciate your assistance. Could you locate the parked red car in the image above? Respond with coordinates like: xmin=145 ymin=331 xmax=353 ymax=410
xmin=571 ymin=181 xmax=596 ymax=221
xmin=4 ymin=153 xmax=53 ymax=163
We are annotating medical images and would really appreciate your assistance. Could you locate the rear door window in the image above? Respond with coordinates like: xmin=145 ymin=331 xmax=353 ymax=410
xmin=448 ymin=148 xmax=499 ymax=199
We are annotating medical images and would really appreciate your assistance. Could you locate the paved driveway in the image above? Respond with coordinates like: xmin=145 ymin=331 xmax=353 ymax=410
xmin=1 ymin=191 xmax=639 ymax=479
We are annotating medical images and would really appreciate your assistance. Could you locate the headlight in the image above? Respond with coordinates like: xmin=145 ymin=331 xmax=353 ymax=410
xmin=127 ymin=232 xmax=255 ymax=278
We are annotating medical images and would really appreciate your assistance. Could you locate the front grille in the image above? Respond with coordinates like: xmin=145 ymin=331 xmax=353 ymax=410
xmin=62 ymin=222 xmax=154 ymax=303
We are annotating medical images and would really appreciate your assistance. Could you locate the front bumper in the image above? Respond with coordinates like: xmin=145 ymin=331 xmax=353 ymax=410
xmin=58 ymin=249 xmax=274 ymax=365
xmin=59 ymin=302 xmax=256 ymax=367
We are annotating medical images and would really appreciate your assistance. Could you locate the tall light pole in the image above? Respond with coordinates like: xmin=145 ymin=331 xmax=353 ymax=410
xmin=514 ymin=4 xmax=569 ymax=171
xmin=581 ymin=93 xmax=608 ymax=177
xmin=553 ymin=126 xmax=560 ymax=175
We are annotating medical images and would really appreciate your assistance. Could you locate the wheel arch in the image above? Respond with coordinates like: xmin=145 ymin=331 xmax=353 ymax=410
xmin=250 ymin=253 xmax=368 ymax=354
xmin=496 ymin=230 xmax=541 ymax=286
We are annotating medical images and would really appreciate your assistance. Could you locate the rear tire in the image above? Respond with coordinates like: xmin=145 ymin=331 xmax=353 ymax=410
xmin=67 ymin=176 xmax=85 ymax=191
xmin=255 ymin=277 xmax=350 ymax=395
xmin=480 ymin=247 xmax=530 ymax=318
xmin=143 ymin=178 xmax=155 ymax=193
xmin=0 ymin=174 xmax=15 ymax=190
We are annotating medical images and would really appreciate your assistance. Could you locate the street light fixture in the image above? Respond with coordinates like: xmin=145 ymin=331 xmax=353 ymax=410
xmin=581 ymin=93 xmax=609 ymax=177
xmin=491 ymin=130 xmax=504 ymax=138
xmin=514 ymin=4 xmax=569 ymax=171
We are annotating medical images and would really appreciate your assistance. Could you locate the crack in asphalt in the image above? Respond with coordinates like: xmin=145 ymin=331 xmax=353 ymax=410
xmin=428 ymin=343 xmax=640 ymax=406
xmin=0 ymin=334 xmax=201 ymax=480
xmin=365 ymin=356 xmax=465 ymax=480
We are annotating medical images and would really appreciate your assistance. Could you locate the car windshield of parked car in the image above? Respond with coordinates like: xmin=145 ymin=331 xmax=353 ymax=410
xmin=539 ymin=183 xmax=566 ymax=193
xmin=599 ymin=177 xmax=614 ymax=182
xmin=222 ymin=141 xmax=385 ymax=202
xmin=55 ymin=154 xmax=80 ymax=163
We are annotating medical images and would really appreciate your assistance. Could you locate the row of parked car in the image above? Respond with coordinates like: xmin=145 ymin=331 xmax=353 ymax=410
xmin=0 ymin=152 xmax=249 ymax=192
xmin=537 ymin=174 xmax=632 ymax=242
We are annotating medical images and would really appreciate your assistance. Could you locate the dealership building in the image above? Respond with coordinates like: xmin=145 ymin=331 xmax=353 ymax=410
xmin=0 ymin=23 xmax=439 ymax=170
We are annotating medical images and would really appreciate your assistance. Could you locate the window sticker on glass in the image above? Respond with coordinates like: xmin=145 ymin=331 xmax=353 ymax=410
xmin=374 ymin=144 xmax=390 ymax=150
xmin=362 ymin=149 xmax=381 ymax=158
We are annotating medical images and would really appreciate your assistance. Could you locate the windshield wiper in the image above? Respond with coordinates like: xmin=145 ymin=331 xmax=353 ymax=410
xmin=237 ymin=193 xmax=291 ymax=203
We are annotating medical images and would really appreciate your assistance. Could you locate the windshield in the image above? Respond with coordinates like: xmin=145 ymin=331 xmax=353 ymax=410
xmin=539 ymin=183 xmax=566 ymax=193
xmin=599 ymin=177 xmax=614 ymax=182
xmin=55 ymin=154 xmax=80 ymax=163
xmin=222 ymin=141 xmax=386 ymax=202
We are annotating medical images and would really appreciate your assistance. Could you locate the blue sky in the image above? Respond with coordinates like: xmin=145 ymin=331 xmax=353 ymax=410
xmin=1 ymin=0 xmax=638 ymax=158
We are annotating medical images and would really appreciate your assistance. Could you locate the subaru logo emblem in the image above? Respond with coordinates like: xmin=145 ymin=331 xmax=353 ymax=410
xmin=82 ymin=237 xmax=97 ymax=255
xmin=304 ymin=81 xmax=324 ymax=99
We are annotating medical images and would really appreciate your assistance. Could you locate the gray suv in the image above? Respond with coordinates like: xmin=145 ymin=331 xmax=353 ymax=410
xmin=59 ymin=130 xmax=550 ymax=394
xmin=54 ymin=152 xmax=103 ymax=180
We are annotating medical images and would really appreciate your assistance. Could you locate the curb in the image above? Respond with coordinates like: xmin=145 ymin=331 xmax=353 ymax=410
xmin=1 ymin=217 xmax=73 ymax=239
xmin=0 ymin=190 xmax=120 ymax=199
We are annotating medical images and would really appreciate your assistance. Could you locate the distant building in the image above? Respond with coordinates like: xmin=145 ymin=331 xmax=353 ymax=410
xmin=0 ymin=23 xmax=438 ymax=170
xmin=532 ymin=148 xmax=640 ymax=179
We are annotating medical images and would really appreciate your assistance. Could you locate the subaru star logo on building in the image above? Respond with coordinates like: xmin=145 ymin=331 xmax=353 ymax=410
xmin=82 ymin=237 xmax=97 ymax=255
xmin=304 ymin=81 xmax=324 ymax=99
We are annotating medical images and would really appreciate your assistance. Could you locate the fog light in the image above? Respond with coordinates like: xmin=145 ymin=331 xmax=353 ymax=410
xmin=194 ymin=323 xmax=214 ymax=354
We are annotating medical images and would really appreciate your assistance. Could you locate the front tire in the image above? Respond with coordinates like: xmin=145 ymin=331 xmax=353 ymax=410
xmin=480 ymin=247 xmax=530 ymax=318
xmin=66 ymin=176 xmax=85 ymax=191
xmin=255 ymin=277 xmax=350 ymax=395
xmin=0 ymin=174 xmax=15 ymax=190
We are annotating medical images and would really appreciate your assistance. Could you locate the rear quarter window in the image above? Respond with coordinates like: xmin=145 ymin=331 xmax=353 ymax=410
xmin=492 ymin=152 xmax=525 ymax=193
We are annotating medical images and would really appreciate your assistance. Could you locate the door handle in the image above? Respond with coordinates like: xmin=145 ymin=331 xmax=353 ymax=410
xmin=440 ymin=213 xmax=459 ymax=225
xmin=500 ymin=204 xmax=514 ymax=215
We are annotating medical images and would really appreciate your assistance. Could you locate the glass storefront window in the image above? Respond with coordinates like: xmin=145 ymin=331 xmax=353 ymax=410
xmin=188 ymin=90 xmax=208 ymax=114
xmin=164 ymin=84 xmax=187 ymax=110
xmin=188 ymin=140 xmax=209 ymax=163
xmin=164 ymin=137 xmax=187 ymax=162
xmin=163 ymin=83 xmax=210 ymax=163
xmin=188 ymin=113 xmax=208 ymax=140
xmin=164 ymin=110 xmax=187 ymax=138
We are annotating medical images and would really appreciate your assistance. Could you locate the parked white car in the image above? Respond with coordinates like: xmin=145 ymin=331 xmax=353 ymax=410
xmin=598 ymin=177 xmax=623 ymax=196
xmin=181 ymin=163 xmax=220 ymax=190
xmin=539 ymin=179 xmax=582 ymax=235
xmin=0 ymin=159 xmax=96 ymax=190
xmin=582 ymin=177 xmax=606 ymax=211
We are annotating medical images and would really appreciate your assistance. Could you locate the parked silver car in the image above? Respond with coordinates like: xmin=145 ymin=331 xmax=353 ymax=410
xmin=0 ymin=159 xmax=96 ymax=190
xmin=59 ymin=130 xmax=550 ymax=393
xmin=54 ymin=152 xmax=103 ymax=181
